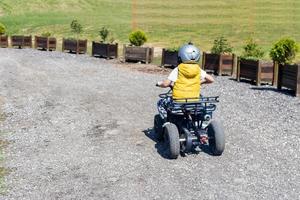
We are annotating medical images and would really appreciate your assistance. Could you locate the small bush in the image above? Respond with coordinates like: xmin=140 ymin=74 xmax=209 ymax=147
xmin=270 ymin=38 xmax=299 ymax=65
xmin=241 ymin=38 xmax=264 ymax=60
xmin=41 ymin=32 xmax=51 ymax=37
xmin=211 ymin=36 xmax=232 ymax=54
xmin=129 ymin=30 xmax=147 ymax=46
xmin=166 ymin=46 xmax=179 ymax=52
xmin=99 ymin=27 xmax=109 ymax=42
xmin=0 ymin=23 xmax=6 ymax=35
xmin=70 ymin=19 xmax=83 ymax=35
xmin=109 ymin=36 xmax=115 ymax=44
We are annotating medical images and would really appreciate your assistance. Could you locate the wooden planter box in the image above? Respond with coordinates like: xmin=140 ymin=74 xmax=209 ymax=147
xmin=35 ymin=36 xmax=48 ymax=50
xmin=11 ymin=35 xmax=32 ymax=48
xmin=92 ymin=42 xmax=118 ymax=59
xmin=161 ymin=48 xmax=178 ymax=68
xmin=23 ymin=36 xmax=32 ymax=48
xmin=62 ymin=38 xmax=87 ymax=54
xmin=237 ymin=58 xmax=275 ymax=86
xmin=202 ymin=52 xmax=235 ymax=75
xmin=0 ymin=35 xmax=8 ymax=48
xmin=124 ymin=45 xmax=154 ymax=64
xmin=48 ymin=37 xmax=57 ymax=51
xmin=277 ymin=63 xmax=300 ymax=96
xmin=78 ymin=39 xmax=87 ymax=54
xmin=35 ymin=36 xmax=57 ymax=51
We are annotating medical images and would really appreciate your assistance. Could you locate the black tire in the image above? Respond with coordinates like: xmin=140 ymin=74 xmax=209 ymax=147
xmin=164 ymin=123 xmax=180 ymax=159
xmin=208 ymin=120 xmax=225 ymax=156
xmin=154 ymin=114 xmax=164 ymax=141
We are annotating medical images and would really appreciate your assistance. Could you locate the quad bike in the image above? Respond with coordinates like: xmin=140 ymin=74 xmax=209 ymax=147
xmin=154 ymin=90 xmax=225 ymax=159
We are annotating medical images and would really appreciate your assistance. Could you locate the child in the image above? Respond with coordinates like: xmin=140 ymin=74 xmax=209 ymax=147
xmin=156 ymin=43 xmax=214 ymax=100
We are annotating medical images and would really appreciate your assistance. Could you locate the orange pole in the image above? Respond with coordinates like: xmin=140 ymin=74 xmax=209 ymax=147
xmin=131 ymin=0 xmax=137 ymax=30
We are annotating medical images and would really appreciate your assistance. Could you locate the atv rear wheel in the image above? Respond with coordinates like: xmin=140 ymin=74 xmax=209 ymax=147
xmin=207 ymin=120 xmax=225 ymax=156
xmin=164 ymin=123 xmax=180 ymax=159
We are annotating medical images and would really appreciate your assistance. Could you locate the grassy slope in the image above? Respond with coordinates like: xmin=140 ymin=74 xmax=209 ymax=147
xmin=0 ymin=0 xmax=300 ymax=57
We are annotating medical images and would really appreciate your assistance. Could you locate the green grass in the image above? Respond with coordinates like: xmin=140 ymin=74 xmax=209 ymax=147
xmin=1 ymin=0 xmax=300 ymax=58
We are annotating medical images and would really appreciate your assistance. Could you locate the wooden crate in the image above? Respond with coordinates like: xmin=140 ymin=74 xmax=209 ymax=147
xmin=35 ymin=36 xmax=56 ymax=51
xmin=161 ymin=48 xmax=178 ymax=68
xmin=92 ymin=42 xmax=118 ymax=59
xmin=278 ymin=64 xmax=300 ymax=96
xmin=77 ymin=39 xmax=87 ymax=54
xmin=237 ymin=58 xmax=275 ymax=86
xmin=0 ymin=35 xmax=8 ymax=48
xmin=48 ymin=37 xmax=57 ymax=51
xmin=62 ymin=38 xmax=78 ymax=53
xmin=202 ymin=52 xmax=235 ymax=75
xmin=11 ymin=35 xmax=24 ymax=48
xmin=35 ymin=36 xmax=48 ymax=50
xmin=124 ymin=45 xmax=154 ymax=64
xmin=23 ymin=36 xmax=32 ymax=48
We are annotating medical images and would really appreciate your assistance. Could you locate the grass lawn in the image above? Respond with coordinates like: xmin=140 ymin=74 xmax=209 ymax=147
xmin=0 ymin=0 xmax=299 ymax=57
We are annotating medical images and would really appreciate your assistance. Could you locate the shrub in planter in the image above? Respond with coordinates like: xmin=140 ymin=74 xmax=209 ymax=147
xmin=0 ymin=23 xmax=8 ymax=48
xmin=237 ymin=38 xmax=275 ymax=86
xmin=202 ymin=36 xmax=235 ymax=76
xmin=62 ymin=20 xmax=87 ymax=54
xmin=92 ymin=27 xmax=118 ymax=59
xmin=11 ymin=35 xmax=32 ymax=48
xmin=70 ymin=19 xmax=83 ymax=37
xmin=0 ymin=23 xmax=5 ymax=35
xmin=124 ymin=30 xmax=153 ymax=64
xmin=270 ymin=38 xmax=300 ymax=96
xmin=161 ymin=47 xmax=179 ymax=68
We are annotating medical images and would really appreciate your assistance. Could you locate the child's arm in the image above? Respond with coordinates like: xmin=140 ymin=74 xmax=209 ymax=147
xmin=201 ymin=73 xmax=214 ymax=84
xmin=156 ymin=80 xmax=172 ymax=88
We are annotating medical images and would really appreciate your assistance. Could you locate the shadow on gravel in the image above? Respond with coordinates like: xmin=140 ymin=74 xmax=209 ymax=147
xmin=143 ymin=128 xmax=213 ymax=159
xmin=229 ymin=77 xmax=257 ymax=85
xmin=250 ymin=87 xmax=295 ymax=96
xmin=143 ymin=128 xmax=171 ymax=159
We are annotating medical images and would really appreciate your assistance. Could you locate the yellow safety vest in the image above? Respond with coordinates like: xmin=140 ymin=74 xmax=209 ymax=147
xmin=173 ymin=63 xmax=201 ymax=101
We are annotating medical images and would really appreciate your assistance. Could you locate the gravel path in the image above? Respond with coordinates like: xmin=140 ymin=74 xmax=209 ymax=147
xmin=0 ymin=48 xmax=299 ymax=200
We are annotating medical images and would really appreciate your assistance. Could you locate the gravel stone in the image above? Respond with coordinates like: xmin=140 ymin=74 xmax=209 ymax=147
xmin=0 ymin=48 xmax=299 ymax=200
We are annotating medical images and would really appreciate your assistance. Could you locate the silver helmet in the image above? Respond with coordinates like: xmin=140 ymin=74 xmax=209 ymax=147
xmin=178 ymin=43 xmax=201 ymax=64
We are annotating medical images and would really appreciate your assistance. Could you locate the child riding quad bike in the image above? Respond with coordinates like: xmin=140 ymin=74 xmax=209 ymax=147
xmin=155 ymin=43 xmax=225 ymax=159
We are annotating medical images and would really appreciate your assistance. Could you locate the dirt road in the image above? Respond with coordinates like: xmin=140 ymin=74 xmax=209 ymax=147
xmin=0 ymin=48 xmax=299 ymax=200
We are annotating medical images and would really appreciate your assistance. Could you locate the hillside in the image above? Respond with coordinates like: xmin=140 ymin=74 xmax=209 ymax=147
xmin=0 ymin=0 xmax=300 ymax=56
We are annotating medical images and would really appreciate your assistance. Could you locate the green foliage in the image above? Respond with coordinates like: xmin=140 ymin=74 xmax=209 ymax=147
xmin=241 ymin=38 xmax=264 ymax=60
xmin=166 ymin=46 xmax=179 ymax=52
xmin=99 ymin=26 xmax=109 ymax=42
xmin=70 ymin=19 xmax=83 ymax=35
xmin=41 ymin=32 xmax=51 ymax=37
xmin=0 ymin=23 xmax=6 ymax=35
xmin=109 ymin=36 xmax=115 ymax=44
xmin=269 ymin=38 xmax=299 ymax=64
xmin=129 ymin=30 xmax=147 ymax=46
xmin=211 ymin=36 xmax=232 ymax=54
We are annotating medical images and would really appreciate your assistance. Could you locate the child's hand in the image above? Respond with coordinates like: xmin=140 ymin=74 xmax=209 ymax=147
xmin=156 ymin=81 xmax=162 ymax=87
